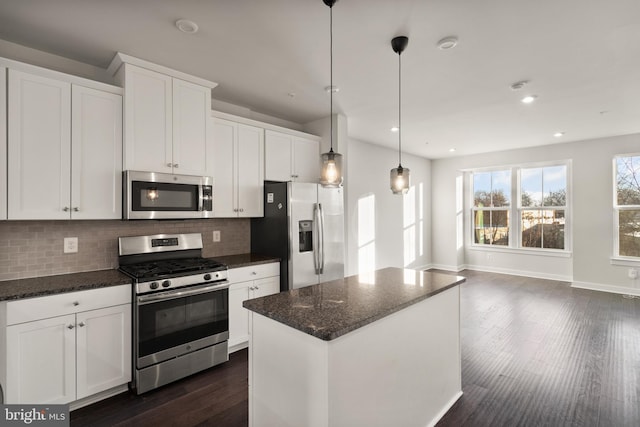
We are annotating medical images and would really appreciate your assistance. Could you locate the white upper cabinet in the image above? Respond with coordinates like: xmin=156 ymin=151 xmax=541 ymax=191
xmin=71 ymin=85 xmax=122 ymax=220
xmin=7 ymin=69 xmax=122 ymax=220
xmin=211 ymin=117 xmax=264 ymax=217
xmin=110 ymin=54 xmax=216 ymax=176
xmin=172 ymin=78 xmax=211 ymax=176
xmin=121 ymin=64 xmax=173 ymax=174
xmin=265 ymin=130 xmax=320 ymax=182
xmin=0 ymin=67 xmax=7 ymax=220
xmin=8 ymin=70 xmax=72 ymax=220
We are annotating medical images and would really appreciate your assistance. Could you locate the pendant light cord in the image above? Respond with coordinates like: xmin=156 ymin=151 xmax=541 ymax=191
xmin=329 ymin=4 xmax=334 ymax=153
xmin=398 ymin=50 xmax=402 ymax=166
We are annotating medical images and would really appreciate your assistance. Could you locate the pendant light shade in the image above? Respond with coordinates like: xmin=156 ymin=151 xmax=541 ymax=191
xmin=320 ymin=0 xmax=343 ymax=188
xmin=390 ymin=36 xmax=410 ymax=195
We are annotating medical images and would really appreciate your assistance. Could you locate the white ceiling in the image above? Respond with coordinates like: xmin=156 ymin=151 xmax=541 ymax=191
xmin=1 ymin=0 xmax=639 ymax=159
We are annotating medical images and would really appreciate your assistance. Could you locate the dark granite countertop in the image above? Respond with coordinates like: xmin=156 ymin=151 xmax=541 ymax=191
xmin=210 ymin=254 xmax=280 ymax=269
xmin=0 ymin=270 xmax=132 ymax=301
xmin=243 ymin=267 xmax=465 ymax=341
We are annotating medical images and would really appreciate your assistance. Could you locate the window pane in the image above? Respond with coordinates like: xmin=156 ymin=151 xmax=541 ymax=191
xmin=474 ymin=209 xmax=509 ymax=245
xmin=616 ymin=156 xmax=640 ymax=206
xmin=491 ymin=170 xmax=511 ymax=207
xmin=543 ymin=166 xmax=566 ymax=207
xmin=521 ymin=210 xmax=542 ymax=247
xmin=521 ymin=210 xmax=565 ymax=249
xmin=619 ymin=210 xmax=640 ymax=257
xmin=543 ymin=210 xmax=565 ymax=249
xmin=473 ymin=172 xmax=491 ymax=207
xmin=521 ymin=168 xmax=542 ymax=207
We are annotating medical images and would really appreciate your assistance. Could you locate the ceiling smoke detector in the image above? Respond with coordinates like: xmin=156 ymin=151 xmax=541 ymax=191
xmin=510 ymin=80 xmax=529 ymax=91
xmin=437 ymin=36 xmax=458 ymax=50
xmin=176 ymin=19 xmax=199 ymax=34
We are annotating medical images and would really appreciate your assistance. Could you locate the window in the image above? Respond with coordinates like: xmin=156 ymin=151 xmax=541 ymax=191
xmin=520 ymin=166 xmax=567 ymax=249
xmin=614 ymin=155 xmax=640 ymax=258
xmin=470 ymin=162 xmax=569 ymax=252
xmin=472 ymin=170 xmax=510 ymax=246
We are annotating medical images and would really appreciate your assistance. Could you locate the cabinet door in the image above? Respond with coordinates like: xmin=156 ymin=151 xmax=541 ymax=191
xmin=211 ymin=118 xmax=237 ymax=217
xmin=123 ymin=64 xmax=172 ymax=173
xmin=228 ymin=281 xmax=250 ymax=351
xmin=237 ymin=124 xmax=264 ymax=217
xmin=264 ymin=130 xmax=293 ymax=181
xmin=172 ymin=78 xmax=211 ymax=176
xmin=251 ymin=276 xmax=280 ymax=299
xmin=6 ymin=314 xmax=76 ymax=404
xmin=293 ymin=137 xmax=320 ymax=182
xmin=71 ymin=86 xmax=123 ymax=219
xmin=8 ymin=69 xmax=71 ymax=219
xmin=76 ymin=304 xmax=132 ymax=400
xmin=0 ymin=67 xmax=6 ymax=220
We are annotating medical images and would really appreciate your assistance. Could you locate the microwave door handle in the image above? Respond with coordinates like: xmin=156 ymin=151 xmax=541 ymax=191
xmin=198 ymin=185 xmax=204 ymax=211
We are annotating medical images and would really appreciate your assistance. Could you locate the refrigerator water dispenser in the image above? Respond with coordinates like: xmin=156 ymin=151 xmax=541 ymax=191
xmin=299 ymin=221 xmax=313 ymax=252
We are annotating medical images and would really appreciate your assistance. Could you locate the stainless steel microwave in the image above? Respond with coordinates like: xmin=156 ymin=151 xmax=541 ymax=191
xmin=123 ymin=171 xmax=213 ymax=220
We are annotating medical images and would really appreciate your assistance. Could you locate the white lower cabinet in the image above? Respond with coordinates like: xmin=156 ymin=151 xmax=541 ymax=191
xmin=228 ymin=263 xmax=280 ymax=352
xmin=2 ymin=285 xmax=131 ymax=405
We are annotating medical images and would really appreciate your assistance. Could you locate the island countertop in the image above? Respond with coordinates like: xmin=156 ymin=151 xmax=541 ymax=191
xmin=243 ymin=267 xmax=465 ymax=341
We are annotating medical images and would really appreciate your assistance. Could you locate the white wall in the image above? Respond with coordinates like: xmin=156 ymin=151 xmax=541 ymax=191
xmin=431 ymin=133 xmax=640 ymax=293
xmin=346 ymin=138 xmax=432 ymax=276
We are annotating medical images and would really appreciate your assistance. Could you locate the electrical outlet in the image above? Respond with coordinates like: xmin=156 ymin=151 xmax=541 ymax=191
xmin=628 ymin=268 xmax=638 ymax=280
xmin=64 ymin=237 xmax=78 ymax=254
xmin=213 ymin=230 xmax=221 ymax=242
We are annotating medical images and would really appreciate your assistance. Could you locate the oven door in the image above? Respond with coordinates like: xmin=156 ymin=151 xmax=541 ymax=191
xmin=135 ymin=282 xmax=229 ymax=369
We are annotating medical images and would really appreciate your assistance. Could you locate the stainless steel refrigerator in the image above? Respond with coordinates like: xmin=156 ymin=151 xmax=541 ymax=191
xmin=251 ymin=181 xmax=345 ymax=291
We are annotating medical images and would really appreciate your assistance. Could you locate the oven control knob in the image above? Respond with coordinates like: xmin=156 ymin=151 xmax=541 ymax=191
xmin=204 ymin=273 xmax=212 ymax=281
xmin=150 ymin=282 xmax=159 ymax=290
xmin=162 ymin=280 xmax=171 ymax=288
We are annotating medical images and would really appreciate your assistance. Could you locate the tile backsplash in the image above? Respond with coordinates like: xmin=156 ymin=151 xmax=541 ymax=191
xmin=0 ymin=219 xmax=250 ymax=281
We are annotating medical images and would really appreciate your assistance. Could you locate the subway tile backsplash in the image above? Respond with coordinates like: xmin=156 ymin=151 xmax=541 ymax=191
xmin=0 ymin=219 xmax=250 ymax=281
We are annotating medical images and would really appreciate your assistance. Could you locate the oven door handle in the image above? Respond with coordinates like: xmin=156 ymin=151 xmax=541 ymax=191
xmin=137 ymin=281 xmax=230 ymax=305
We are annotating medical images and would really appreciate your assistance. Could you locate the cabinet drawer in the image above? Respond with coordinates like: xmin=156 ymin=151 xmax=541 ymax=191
xmin=227 ymin=262 xmax=279 ymax=283
xmin=7 ymin=284 xmax=131 ymax=325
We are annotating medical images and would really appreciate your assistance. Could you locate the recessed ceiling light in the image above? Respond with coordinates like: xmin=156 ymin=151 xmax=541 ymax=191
xmin=449 ymin=148 xmax=456 ymax=152
xmin=287 ymin=92 xmax=296 ymax=98
xmin=437 ymin=36 xmax=458 ymax=50
xmin=325 ymin=85 xmax=339 ymax=93
xmin=175 ymin=19 xmax=199 ymax=34
xmin=521 ymin=95 xmax=537 ymax=104
xmin=554 ymin=132 xmax=564 ymax=137
xmin=390 ymin=126 xmax=399 ymax=132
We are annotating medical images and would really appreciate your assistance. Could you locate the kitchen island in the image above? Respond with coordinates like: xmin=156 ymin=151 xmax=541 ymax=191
xmin=243 ymin=267 xmax=465 ymax=427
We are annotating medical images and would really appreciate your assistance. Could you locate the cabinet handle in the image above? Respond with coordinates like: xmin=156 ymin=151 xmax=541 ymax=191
xmin=173 ymin=163 xmax=179 ymax=168
xmin=251 ymin=271 xmax=257 ymax=275
xmin=67 ymin=324 xmax=75 ymax=330
xmin=240 ymin=208 xmax=244 ymax=212
xmin=73 ymin=207 xmax=79 ymax=212
xmin=292 ymin=174 xmax=298 ymax=178
xmin=249 ymin=286 xmax=254 ymax=290
xmin=167 ymin=162 xmax=173 ymax=167
xmin=63 ymin=207 xmax=70 ymax=212
xmin=78 ymin=322 xmax=86 ymax=327
xmin=73 ymin=301 xmax=80 ymax=306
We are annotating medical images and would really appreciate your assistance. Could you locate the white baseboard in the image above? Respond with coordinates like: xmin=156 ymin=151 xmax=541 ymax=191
xmin=571 ymin=281 xmax=640 ymax=296
xmin=69 ymin=384 xmax=129 ymax=411
xmin=428 ymin=264 xmax=465 ymax=273
xmin=426 ymin=390 xmax=463 ymax=427
xmin=464 ymin=264 xmax=572 ymax=282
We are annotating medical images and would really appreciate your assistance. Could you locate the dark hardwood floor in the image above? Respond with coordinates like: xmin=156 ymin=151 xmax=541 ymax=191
xmin=71 ymin=270 xmax=640 ymax=427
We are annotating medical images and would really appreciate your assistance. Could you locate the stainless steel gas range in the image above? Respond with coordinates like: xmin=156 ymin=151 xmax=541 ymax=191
xmin=118 ymin=233 xmax=229 ymax=394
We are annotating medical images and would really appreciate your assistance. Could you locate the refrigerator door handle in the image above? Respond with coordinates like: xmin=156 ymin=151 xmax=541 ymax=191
xmin=318 ymin=203 xmax=325 ymax=275
xmin=313 ymin=203 xmax=321 ymax=274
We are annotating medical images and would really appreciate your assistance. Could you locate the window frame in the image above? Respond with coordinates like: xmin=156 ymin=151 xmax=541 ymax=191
xmin=470 ymin=169 xmax=511 ymax=247
xmin=612 ymin=153 xmax=640 ymax=262
xmin=469 ymin=160 xmax=571 ymax=255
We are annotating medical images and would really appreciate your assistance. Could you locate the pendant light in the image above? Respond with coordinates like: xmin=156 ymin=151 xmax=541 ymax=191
xmin=319 ymin=0 xmax=343 ymax=188
xmin=390 ymin=36 xmax=410 ymax=195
